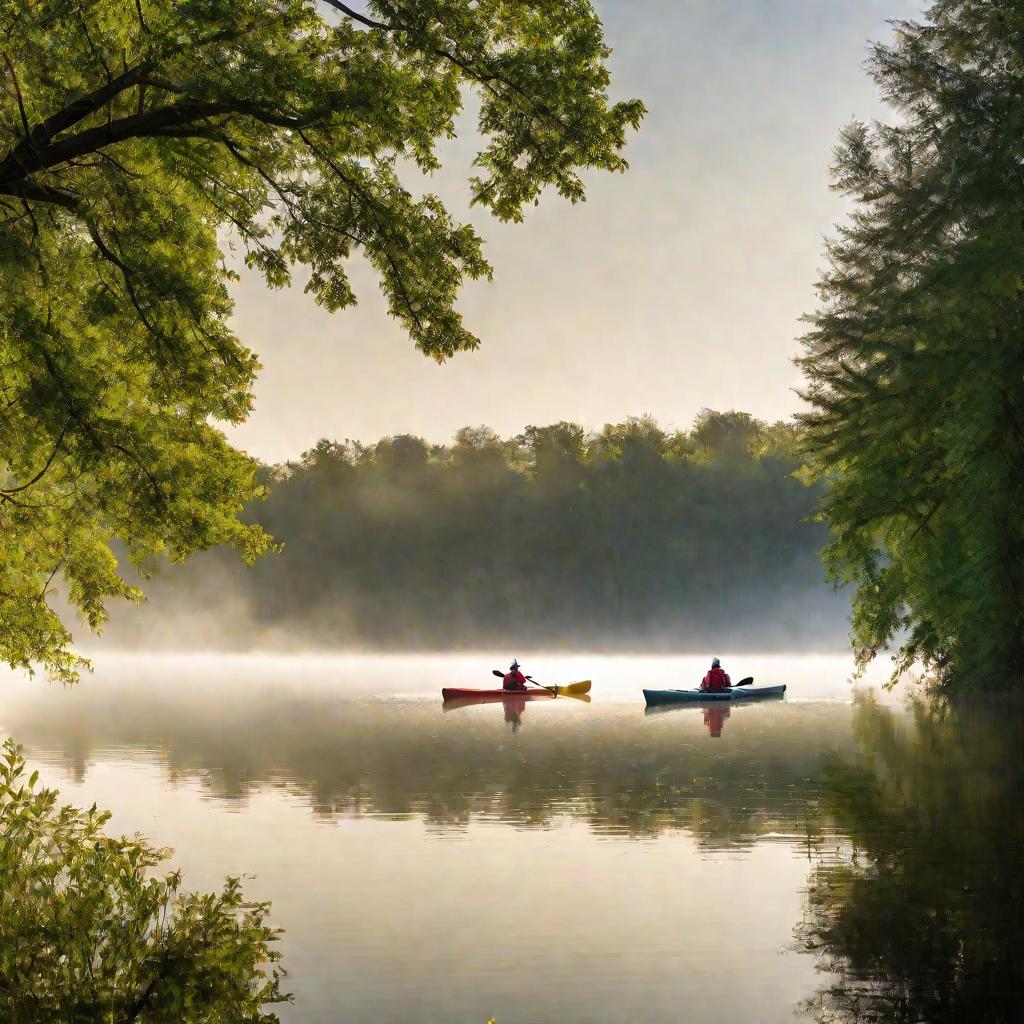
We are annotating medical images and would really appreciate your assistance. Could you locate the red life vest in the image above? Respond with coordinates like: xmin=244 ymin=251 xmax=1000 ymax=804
xmin=503 ymin=670 xmax=528 ymax=691
xmin=701 ymin=667 xmax=730 ymax=692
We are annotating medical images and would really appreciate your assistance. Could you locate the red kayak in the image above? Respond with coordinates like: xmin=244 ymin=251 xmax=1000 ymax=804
xmin=441 ymin=687 xmax=555 ymax=703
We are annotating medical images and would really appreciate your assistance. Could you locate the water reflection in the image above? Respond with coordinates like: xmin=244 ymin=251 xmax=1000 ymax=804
xmin=1 ymin=677 xmax=854 ymax=845
xmin=643 ymin=693 xmax=786 ymax=737
xmin=6 ymin=660 xmax=1002 ymax=1024
xmin=703 ymin=704 xmax=729 ymax=737
xmin=800 ymin=694 xmax=1024 ymax=1023
xmin=443 ymin=692 xmax=592 ymax=732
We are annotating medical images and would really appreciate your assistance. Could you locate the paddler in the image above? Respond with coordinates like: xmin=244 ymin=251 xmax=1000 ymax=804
xmin=503 ymin=659 xmax=529 ymax=691
xmin=699 ymin=657 xmax=731 ymax=692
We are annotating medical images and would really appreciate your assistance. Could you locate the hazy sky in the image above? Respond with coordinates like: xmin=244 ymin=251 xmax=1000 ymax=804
xmin=227 ymin=0 xmax=919 ymax=463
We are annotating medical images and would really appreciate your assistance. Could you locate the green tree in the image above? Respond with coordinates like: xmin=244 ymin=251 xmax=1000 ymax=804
xmin=0 ymin=0 xmax=644 ymax=680
xmin=0 ymin=739 xmax=286 ymax=1022
xmin=691 ymin=409 xmax=765 ymax=463
xmin=799 ymin=1 xmax=1024 ymax=688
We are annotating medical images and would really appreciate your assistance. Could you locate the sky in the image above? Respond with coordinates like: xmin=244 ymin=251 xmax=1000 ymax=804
xmin=227 ymin=0 xmax=920 ymax=464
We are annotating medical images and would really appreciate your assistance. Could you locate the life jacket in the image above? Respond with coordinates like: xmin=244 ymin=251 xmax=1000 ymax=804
xmin=503 ymin=670 xmax=527 ymax=691
xmin=702 ymin=666 xmax=730 ymax=692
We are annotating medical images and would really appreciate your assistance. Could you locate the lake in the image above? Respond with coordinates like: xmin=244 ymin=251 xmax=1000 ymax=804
xmin=1 ymin=653 xmax=1020 ymax=1023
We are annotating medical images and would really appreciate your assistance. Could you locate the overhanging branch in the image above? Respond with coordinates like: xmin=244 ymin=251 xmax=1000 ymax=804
xmin=0 ymin=99 xmax=329 ymax=184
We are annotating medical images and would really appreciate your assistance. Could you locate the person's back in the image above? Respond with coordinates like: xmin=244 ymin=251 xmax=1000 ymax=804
xmin=503 ymin=658 xmax=528 ymax=691
xmin=700 ymin=657 xmax=731 ymax=692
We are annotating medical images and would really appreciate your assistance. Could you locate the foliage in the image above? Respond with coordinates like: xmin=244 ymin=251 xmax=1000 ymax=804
xmin=0 ymin=738 xmax=286 ymax=1022
xmin=798 ymin=694 xmax=1024 ymax=1023
xmin=123 ymin=411 xmax=849 ymax=650
xmin=0 ymin=0 xmax=644 ymax=681
xmin=798 ymin=0 xmax=1024 ymax=688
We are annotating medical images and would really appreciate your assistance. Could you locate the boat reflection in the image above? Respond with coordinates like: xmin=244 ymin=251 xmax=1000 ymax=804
xmin=0 ymin=676 xmax=849 ymax=844
xmin=442 ymin=693 xmax=530 ymax=731
xmin=443 ymin=692 xmax=591 ymax=731
xmin=703 ymin=705 xmax=730 ymax=737
xmin=504 ymin=695 xmax=526 ymax=731
xmin=644 ymin=693 xmax=783 ymax=736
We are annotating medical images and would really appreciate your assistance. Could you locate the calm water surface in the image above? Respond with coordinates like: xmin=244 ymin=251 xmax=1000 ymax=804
xmin=0 ymin=654 xmax=1019 ymax=1023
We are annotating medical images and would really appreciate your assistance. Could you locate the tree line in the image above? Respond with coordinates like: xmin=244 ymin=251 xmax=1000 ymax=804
xmin=123 ymin=411 xmax=849 ymax=651
xmin=4 ymin=0 xmax=1020 ymax=687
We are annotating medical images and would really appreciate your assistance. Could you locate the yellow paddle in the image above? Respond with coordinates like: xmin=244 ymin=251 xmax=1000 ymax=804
xmin=547 ymin=678 xmax=592 ymax=696
xmin=490 ymin=670 xmax=592 ymax=697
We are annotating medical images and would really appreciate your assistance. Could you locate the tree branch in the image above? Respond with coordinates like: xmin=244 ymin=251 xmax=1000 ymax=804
xmin=21 ymin=63 xmax=152 ymax=152
xmin=0 ymin=179 xmax=82 ymax=212
xmin=1 ymin=423 xmax=68 ymax=495
xmin=0 ymin=98 xmax=335 ymax=186
xmin=321 ymin=2 xmax=390 ymax=32
xmin=1 ymin=52 xmax=31 ymax=136
xmin=118 ymin=962 xmax=164 ymax=1024
xmin=1 ymin=102 xmax=262 ymax=183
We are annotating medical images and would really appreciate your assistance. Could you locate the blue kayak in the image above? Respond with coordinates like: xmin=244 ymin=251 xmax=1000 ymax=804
xmin=643 ymin=684 xmax=786 ymax=706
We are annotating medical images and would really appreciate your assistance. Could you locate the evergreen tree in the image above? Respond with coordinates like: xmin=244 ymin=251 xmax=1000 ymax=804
xmin=799 ymin=0 xmax=1024 ymax=688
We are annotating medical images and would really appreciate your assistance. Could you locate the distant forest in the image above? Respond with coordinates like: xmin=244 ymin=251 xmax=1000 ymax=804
xmin=107 ymin=411 xmax=851 ymax=652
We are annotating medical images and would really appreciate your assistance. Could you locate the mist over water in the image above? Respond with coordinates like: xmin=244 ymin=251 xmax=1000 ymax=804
xmin=0 ymin=652 xmax=938 ymax=1024
xmin=92 ymin=412 xmax=855 ymax=658
xmin=93 ymin=584 xmax=854 ymax=657
xmin=53 ymin=650 xmax=897 ymax=700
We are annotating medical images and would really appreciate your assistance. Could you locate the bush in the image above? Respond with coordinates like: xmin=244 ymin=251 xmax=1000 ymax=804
xmin=0 ymin=739 xmax=287 ymax=1022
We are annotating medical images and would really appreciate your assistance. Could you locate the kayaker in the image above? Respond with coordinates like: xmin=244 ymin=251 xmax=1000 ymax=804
xmin=503 ymin=659 xmax=529 ymax=692
xmin=699 ymin=657 xmax=731 ymax=692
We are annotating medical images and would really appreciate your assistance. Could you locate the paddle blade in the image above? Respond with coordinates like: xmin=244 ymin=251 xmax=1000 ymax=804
xmin=564 ymin=692 xmax=592 ymax=703
xmin=492 ymin=669 xmax=505 ymax=678
xmin=734 ymin=676 xmax=754 ymax=687
xmin=557 ymin=680 xmax=592 ymax=695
